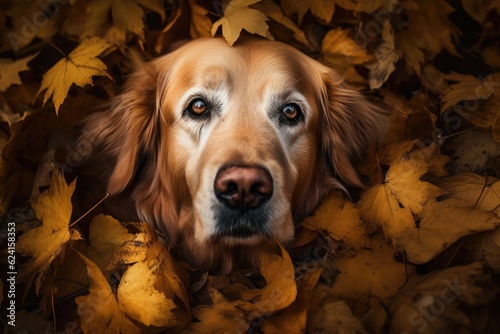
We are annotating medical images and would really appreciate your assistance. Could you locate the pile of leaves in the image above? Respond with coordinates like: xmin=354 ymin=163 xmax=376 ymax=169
xmin=1 ymin=0 xmax=500 ymax=332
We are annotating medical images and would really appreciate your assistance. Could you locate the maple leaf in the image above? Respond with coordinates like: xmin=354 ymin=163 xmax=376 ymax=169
xmin=211 ymin=0 xmax=271 ymax=46
xmin=262 ymin=268 xmax=322 ymax=333
xmin=16 ymin=172 xmax=80 ymax=292
xmin=441 ymin=72 xmax=500 ymax=111
xmin=76 ymin=253 xmax=142 ymax=334
xmin=358 ymin=153 xmax=446 ymax=240
xmin=367 ymin=20 xmax=400 ymax=90
xmin=435 ymin=172 xmax=500 ymax=216
xmin=397 ymin=198 xmax=500 ymax=264
xmin=182 ymin=288 xmax=250 ymax=333
xmin=81 ymin=0 xmax=165 ymax=45
xmin=0 ymin=54 xmax=37 ymax=91
xmin=395 ymin=30 xmax=425 ymax=75
xmin=403 ymin=0 xmax=459 ymax=58
xmin=36 ymin=37 xmax=112 ymax=114
xmin=252 ymin=0 xmax=309 ymax=46
xmin=86 ymin=215 xmax=136 ymax=270
xmin=364 ymin=262 xmax=495 ymax=333
xmin=301 ymin=192 xmax=368 ymax=250
xmin=331 ymin=237 xmax=415 ymax=307
xmin=307 ymin=300 xmax=367 ymax=334
xmin=238 ymin=243 xmax=297 ymax=315
xmin=189 ymin=0 xmax=213 ymax=39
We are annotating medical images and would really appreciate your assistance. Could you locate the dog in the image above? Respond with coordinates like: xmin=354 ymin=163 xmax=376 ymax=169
xmin=78 ymin=38 xmax=382 ymax=273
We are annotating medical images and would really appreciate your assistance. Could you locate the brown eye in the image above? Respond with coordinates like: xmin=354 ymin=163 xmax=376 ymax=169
xmin=281 ymin=103 xmax=302 ymax=122
xmin=188 ymin=98 xmax=207 ymax=115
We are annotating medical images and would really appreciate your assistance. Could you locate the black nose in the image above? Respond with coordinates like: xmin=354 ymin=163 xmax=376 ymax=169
xmin=214 ymin=165 xmax=273 ymax=212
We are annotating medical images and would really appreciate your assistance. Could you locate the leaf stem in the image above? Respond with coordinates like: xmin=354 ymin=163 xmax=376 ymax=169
xmin=70 ymin=193 xmax=110 ymax=228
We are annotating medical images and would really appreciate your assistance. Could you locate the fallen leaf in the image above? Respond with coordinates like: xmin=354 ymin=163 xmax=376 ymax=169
xmin=16 ymin=172 xmax=80 ymax=292
xmin=465 ymin=229 xmax=500 ymax=273
xmin=367 ymin=20 xmax=399 ymax=90
xmin=0 ymin=54 xmax=37 ymax=91
xmin=181 ymin=288 xmax=249 ymax=333
xmin=397 ymin=198 xmax=500 ymax=264
xmin=363 ymin=262 xmax=496 ymax=334
xmin=331 ymin=237 xmax=414 ymax=312
xmin=239 ymin=243 xmax=297 ymax=316
xmin=189 ymin=0 xmax=213 ymax=39
xmin=435 ymin=172 xmax=500 ymax=216
xmin=262 ymin=268 xmax=322 ymax=333
xmin=37 ymin=37 xmax=111 ymax=114
xmin=358 ymin=153 xmax=445 ymax=239
xmin=211 ymin=0 xmax=271 ymax=46
xmin=461 ymin=0 xmax=500 ymax=23
xmin=76 ymin=253 xmax=141 ymax=334
xmin=307 ymin=300 xmax=368 ymax=334
xmin=441 ymin=72 xmax=500 ymax=111
xmin=82 ymin=0 xmax=165 ymax=44
xmin=301 ymin=192 xmax=368 ymax=250
xmin=251 ymin=0 xmax=309 ymax=46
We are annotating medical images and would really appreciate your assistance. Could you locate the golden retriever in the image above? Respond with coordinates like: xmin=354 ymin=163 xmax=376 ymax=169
xmin=79 ymin=38 xmax=382 ymax=273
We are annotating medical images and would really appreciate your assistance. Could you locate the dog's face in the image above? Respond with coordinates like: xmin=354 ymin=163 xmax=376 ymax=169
xmin=82 ymin=38 xmax=381 ymax=272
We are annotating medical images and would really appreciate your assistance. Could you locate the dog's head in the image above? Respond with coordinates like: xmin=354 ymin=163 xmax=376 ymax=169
xmin=82 ymin=38 xmax=382 ymax=272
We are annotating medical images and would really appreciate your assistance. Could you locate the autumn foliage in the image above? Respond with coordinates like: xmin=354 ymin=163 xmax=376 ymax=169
xmin=1 ymin=0 xmax=500 ymax=333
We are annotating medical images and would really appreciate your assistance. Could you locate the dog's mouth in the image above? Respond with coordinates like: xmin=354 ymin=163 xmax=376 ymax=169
xmin=211 ymin=203 xmax=271 ymax=240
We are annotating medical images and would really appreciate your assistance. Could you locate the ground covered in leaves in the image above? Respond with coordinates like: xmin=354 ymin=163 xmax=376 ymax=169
xmin=1 ymin=0 xmax=500 ymax=333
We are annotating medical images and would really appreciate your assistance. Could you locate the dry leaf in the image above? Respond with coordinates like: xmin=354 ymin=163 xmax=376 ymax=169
xmin=363 ymin=262 xmax=496 ymax=334
xmin=239 ymin=243 xmax=297 ymax=315
xmin=262 ymin=268 xmax=322 ymax=333
xmin=461 ymin=0 xmax=500 ymax=23
xmin=397 ymin=198 xmax=500 ymax=264
xmin=441 ymin=72 xmax=500 ymax=111
xmin=301 ymin=192 xmax=368 ymax=250
xmin=307 ymin=300 xmax=368 ymax=334
xmin=0 ymin=54 xmax=37 ymax=91
xmin=182 ymin=288 xmax=249 ymax=333
xmin=16 ymin=172 xmax=80 ymax=292
xmin=189 ymin=0 xmax=213 ymax=38
xmin=331 ymin=237 xmax=414 ymax=311
xmin=36 ymin=37 xmax=111 ymax=114
xmin=367 ymin=20 xmax=399 ymax=90
xmin=251 ymin=0 xmax=309 ymax=46
xmin=211 ymin=0 xmax=271 ymax=46
xmin=76 ymin=253 xmax=141 ymax=334
xmin=465 ymin=229 xmax=500 ymax=273
xmin=358 ymin=153 xmax=445 ymax=240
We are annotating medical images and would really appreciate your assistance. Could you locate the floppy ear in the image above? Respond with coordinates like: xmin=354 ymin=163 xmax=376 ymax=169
xmin=80 ymin=54 xmax=160 ymax=195
xmin=319 ymin=71 xmax=384 ymax=187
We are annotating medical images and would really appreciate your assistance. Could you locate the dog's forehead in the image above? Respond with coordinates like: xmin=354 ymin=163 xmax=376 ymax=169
xmin=168 ymin=39 xmax=314 ymax=92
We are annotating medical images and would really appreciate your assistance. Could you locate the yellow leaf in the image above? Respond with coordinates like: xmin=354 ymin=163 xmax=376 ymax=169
xmin=211 ymin=0 xmax=271 ymax=46
xmin=367 ymin=20 xmax=399 ymax=90
xmin=364 ymin=262 xmax=495 ymax=333
xmin=16 ymin=172 xmax=78 ymax=291
xmin=87 ymin=215 xmax=136 ymax=270
xmin=395 ymin=30 xmax=425 ymax=75
xmin=397 ymin=198 xmax=500 ymax=264
xmin=0 ymin=53 xmax=37 ymax=91
xmin=239 ymin=243 xmax=297 ymax=315
xmin=189 ymin=0 xmax=213 ymax=39
xmin=301 ymin=192 xmax=368 ymax=250
xmin=358 ymin=153 xmax=446 ymax=240
xmin=251 ymin=0 xmax=309 ymax=46
xmin=441 ymin=72 xmax=500 ymax=111
xmin=435 ymin=172 xmax=500 ymax=216
xmin=181 ymin=289 xmax=250 ymax=333
xmin=307 ymin=300 xmax=368 ymax=334
xmin=76 ymin=253 xmax=141 ymax=334
xmin=83 ymin=0 xmax=165 ymax=44
xmin=331 ymin=237 xmax=414 ymax=306
xmin=36 ymin=37 xmax=111 ymax=114
xmin=404 ymin=0 xmax=459 ymax=58
xmin=262 ymin=268 xmax=321 ymax=333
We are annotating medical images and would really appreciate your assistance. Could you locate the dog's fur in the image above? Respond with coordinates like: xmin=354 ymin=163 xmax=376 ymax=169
xmin=79 ymin=38 xmax=382 ymax=273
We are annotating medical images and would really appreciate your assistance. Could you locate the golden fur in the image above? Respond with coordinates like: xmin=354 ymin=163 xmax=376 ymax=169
xmin=80 ymin=38 xmax=382 ymax=273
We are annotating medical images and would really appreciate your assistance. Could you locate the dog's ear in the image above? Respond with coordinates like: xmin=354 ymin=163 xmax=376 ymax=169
xmin=81 ymin=53 xmax=161 ymax=195
xmin=319 ymin=70 xmax=384 ymax=187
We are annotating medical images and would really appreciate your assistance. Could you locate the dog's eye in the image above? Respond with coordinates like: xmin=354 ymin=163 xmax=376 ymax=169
xmin=187 ymin=98 xmax=208 ymax=116
xmin=281 ymin=103 xmax=303 ymax=123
